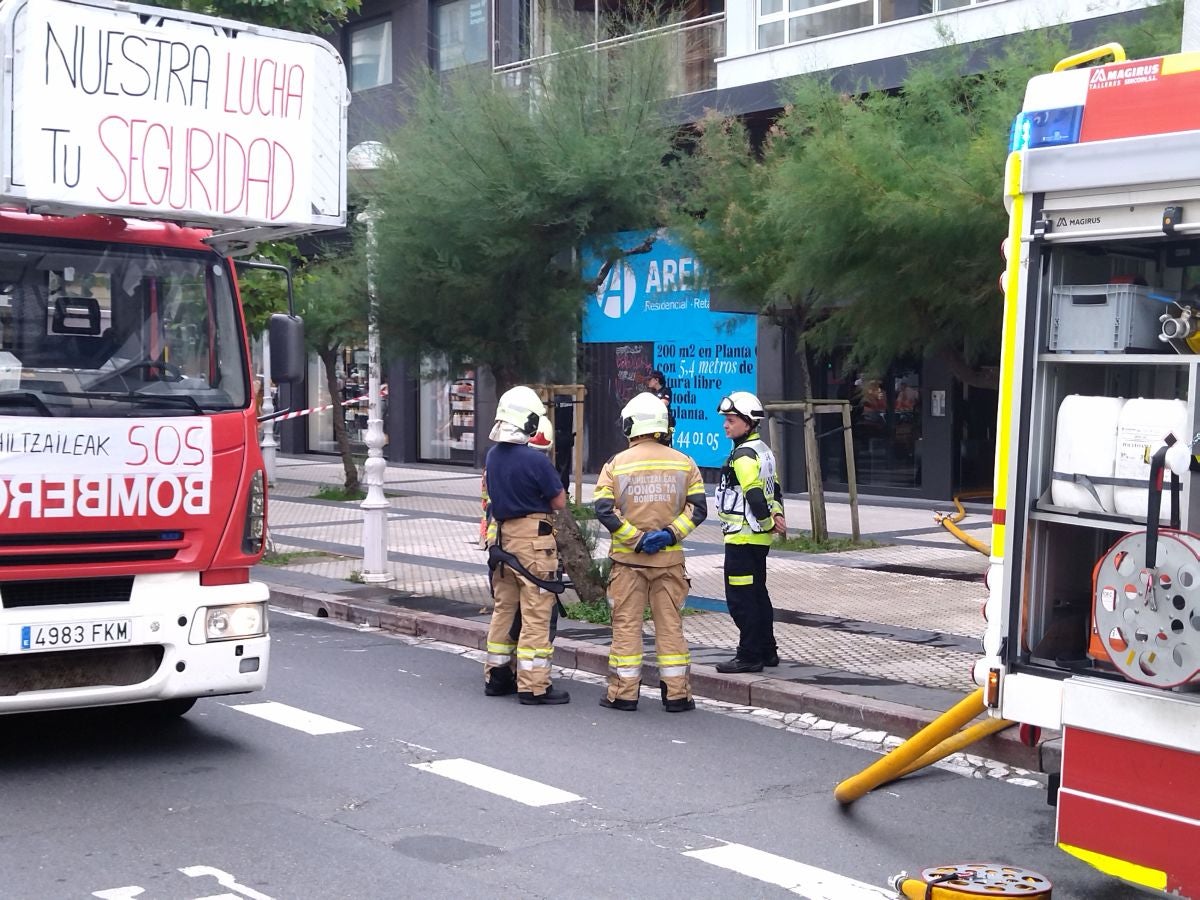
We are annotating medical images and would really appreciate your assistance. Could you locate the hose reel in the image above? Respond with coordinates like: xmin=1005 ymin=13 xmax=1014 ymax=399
xmin=1092 ymin=442 xmax=1200 ymax=688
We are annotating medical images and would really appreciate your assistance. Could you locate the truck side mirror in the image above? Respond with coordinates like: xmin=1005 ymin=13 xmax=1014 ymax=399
xmin=269 ymin=313 xmax=305 ymax=384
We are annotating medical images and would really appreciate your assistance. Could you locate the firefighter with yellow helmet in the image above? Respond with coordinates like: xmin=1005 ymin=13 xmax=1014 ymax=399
xmin=482 ymin=387 xmax=570 ymax=705
xmin=593 ymin=392 xmax=708 ymax=712
xmin=714 ymin=390 xmax=785 ymax=674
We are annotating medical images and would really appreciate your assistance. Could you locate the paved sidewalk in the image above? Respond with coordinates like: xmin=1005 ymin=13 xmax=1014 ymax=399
xmin=259 ymin=455 xmax=1049 ymax=772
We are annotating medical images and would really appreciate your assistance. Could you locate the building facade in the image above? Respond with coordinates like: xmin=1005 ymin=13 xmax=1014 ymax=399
xmin=282 ymin=0 xmax=1160 ymax=498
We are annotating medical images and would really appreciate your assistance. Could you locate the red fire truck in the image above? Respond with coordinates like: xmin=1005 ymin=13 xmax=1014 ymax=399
xmin=0 ymin=0 xmax=347 ymax=716
xmin=982 ymin=43 xmax=1200 ymax=897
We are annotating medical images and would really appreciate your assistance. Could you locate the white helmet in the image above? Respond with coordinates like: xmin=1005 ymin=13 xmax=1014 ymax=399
xmin=718 ymin=391 xmax=765 ymax=425
xmin=528 ymin=416 xmax=554 ymax=451
xmin=621 ymin=392 xmax=669 ymax=439
xmin=495 ymin=386 xmax=546 ymax=436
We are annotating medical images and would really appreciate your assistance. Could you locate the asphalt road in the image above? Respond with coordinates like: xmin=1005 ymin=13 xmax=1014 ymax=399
xmin=1 ymin=611 xmax=1129 ymax=900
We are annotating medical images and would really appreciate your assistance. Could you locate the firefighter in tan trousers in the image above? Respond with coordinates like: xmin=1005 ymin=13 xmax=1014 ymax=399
xmin=593 ymin=392 xmax=708 ymax=712
xmin=482 ymin=386 xmax=570 ymax=706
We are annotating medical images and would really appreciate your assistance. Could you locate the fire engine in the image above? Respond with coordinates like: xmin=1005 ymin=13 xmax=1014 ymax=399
xmin=0 ymin=0 xmax=347 ymax=716
xmin=981 ymin=42 xmax=1200 ymax=897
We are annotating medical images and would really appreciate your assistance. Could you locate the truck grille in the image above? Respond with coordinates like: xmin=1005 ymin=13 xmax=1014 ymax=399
xmin=0 ymin=531 xmax=182 ymax=567
xmin=0 ymin=577 xmax=135 ymax=608
xmin=0 ymin=645 xmax=163 ymax=696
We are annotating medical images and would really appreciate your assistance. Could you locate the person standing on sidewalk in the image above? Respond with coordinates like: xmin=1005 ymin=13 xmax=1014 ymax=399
xmin=593 ymin=392 xmax=707 ymax=712
xmin=482 ymin=387 xmax=571 ymax=706
xmin=645 ymin=369 xmax=676 ymax=446
xmin=714 ymin=391 xmax=785 ymax=674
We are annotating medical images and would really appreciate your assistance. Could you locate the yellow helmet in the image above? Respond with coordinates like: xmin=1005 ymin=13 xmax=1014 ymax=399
xmin=621 ymin=392 xmax=669 ymax=439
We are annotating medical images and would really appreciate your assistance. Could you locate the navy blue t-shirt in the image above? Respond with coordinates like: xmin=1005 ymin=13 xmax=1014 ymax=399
xmin=485 ymin=442 xmax=564 ymax=521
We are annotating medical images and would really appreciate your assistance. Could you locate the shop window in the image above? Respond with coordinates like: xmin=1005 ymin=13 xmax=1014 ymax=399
xmin=435 ymin=0 xmax=489 ymax=72
xmin=349 ymin=19 xmax=393 ymax=91
xmin=420 ymin=358 xmax=476 ymax=462
xmin=820 ymin=359 xmax=922 ymax=489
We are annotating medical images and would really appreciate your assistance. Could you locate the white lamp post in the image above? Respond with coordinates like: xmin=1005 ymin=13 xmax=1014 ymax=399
xmin=348 ymin=140 xmax=394 ymax=584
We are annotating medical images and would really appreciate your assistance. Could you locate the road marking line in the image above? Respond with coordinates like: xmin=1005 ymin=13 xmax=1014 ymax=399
xmin=228 ymin=701 xmax=362 ymax=735
xmin=411 ymin=758 xmax=582 ymax=807
xmin=683 ymin=843 xmax=892 ymax=899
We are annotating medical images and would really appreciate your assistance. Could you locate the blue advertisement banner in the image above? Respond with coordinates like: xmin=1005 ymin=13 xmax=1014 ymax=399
xmin=582 ymin=230 xmax=757 ymax=468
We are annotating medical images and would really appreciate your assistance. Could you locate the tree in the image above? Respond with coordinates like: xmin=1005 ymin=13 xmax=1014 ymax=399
xmin=680 ymin=3 xmax=1183 ymax=389
xmin=294 ymin=248 xmax=370 ymax=492
xmin=370 ymin=16 xmax=683 ymax=390
xmin=369 ymin=14 xmax=682 ymax=601
xmin=153 ymin=0 xmax=360 ymax=31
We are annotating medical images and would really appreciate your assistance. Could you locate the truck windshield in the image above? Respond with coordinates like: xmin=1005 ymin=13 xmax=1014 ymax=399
xmin=0 ymin=239 xmax=247 ymax=417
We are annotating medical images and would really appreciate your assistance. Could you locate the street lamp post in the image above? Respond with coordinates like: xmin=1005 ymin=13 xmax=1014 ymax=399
xmin=348 ymin=141 xmax=394 ymax=584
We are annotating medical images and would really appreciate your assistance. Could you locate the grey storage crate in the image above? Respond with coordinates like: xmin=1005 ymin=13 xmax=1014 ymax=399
xmin=1048 ymin=284 xmax=1175 ymax=353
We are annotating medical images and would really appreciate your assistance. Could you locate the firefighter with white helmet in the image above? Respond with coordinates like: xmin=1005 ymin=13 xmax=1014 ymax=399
xmin=593 ymin=392 xmax=708 ymax=711
xmin=714 ymin=390 xmax=785 ymax=673
xmin=482 ymin=387 xmax=571 ymax=705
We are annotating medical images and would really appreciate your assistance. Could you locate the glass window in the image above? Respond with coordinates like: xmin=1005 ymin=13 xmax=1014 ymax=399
xmin=419 ymin=358 xmax=475 ymax=462
xmin=758 ymin=20 xmax=785 ymax=48
xmin=436 ymin=0 xmax=489 ymax=72
xmin=788 ymin=3 xmax=872 ymax=41
xmin=760 ymin=0 xmax=783 ymax=14
xmin=349 ymin=20 xmax=393 ymax=91
xmin=880 ymin=0 xmax=933 ymax=23
xmin=0 ymin=240 xmax=247 ymax=418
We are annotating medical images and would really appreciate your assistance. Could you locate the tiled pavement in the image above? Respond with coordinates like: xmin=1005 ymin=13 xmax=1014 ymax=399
xmin=261 ymin=455 xmax=992 ymax=714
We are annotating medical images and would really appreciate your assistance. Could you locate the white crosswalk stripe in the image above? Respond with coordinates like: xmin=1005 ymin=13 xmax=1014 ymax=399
xmin=227 ymin=701 xmax=362 ymax=735
xmin=683 ymin=842 xmax=893 ymax=899
xmin=410 ymin=758 xmax=583 ymax=807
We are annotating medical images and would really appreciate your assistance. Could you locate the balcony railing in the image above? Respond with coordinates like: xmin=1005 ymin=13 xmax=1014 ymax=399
xmin=493 ymin=12 xmax=725 ymax=98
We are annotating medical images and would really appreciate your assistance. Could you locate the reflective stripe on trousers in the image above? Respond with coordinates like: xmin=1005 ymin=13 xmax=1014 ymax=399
xmin=516 ymin=647 xmax=553 ymax=670
xmin=486 ymin=641 xmax=516 ymax=667
xmin=609 ymin=652 xmax=643 ymax=680
xmin=657 ymin=651 xmax=690 ymax=679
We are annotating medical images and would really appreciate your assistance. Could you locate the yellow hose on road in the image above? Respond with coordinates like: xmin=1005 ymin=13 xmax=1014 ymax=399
xmin=934 ymin=491 xmax=991 ymax=556
xmin=834 ymin=689 xmax=986 ymax=804
xmin=889 ymin=716 xmax=1013 ymax=783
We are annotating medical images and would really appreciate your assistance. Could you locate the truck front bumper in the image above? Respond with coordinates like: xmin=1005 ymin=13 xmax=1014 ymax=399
xmin=0 ymin=571 xmax=270 ymax=714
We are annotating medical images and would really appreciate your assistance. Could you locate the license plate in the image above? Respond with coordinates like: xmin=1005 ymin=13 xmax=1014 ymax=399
xmin=19 ymin=619 xmax=132 ymax=651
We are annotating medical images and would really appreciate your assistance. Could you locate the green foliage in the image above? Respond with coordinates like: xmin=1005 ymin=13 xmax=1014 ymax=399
xmin=773 ymin=533 xmax=880 ymax=553
xmin=314 ymin=484 xmax=367 ymax=501
xmin=153 ymin=0 xmax=360 ymax=31
xmin=260 ymin=549 xmax=332 ymax=566
xmin=295 ymin=246 xmax=369 ymax=356
xmin=679 ymin=5 xmax=1183 ymax=386
xmin=371 ymin=12 xmax=682 ymax=387
xmin=237 ymin=242 xmax=299 ymax=336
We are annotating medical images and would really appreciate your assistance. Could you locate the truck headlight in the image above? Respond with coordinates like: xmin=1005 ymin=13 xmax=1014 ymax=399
xmin=205 ymin=603 xmax=266 ymax=641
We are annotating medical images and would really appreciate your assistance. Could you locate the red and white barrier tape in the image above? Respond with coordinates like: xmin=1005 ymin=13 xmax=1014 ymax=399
xmin=270 ymin=384 xmax=389 ymax=423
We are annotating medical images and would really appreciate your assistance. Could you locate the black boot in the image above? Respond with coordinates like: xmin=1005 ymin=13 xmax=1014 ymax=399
xmin=484 ymin=667 xmax=517 ymax=696
xmin=715 ymin=656 xmax=763 ymax=674
xmin=518 ymin=685 xmax=571 ymax=705
xmin=660 ymin=681 xmax=695 ymax=713
xmin=764 ymin=652 xmax=780 ymax=667
xmin=600 ymin=696 xmax=638 ymax=711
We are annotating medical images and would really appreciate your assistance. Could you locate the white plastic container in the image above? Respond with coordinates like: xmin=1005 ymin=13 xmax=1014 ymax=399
xmin=0 ymin=350 xmax=18 ymax=392
xmin=1113 ymin=397 xmax=1189 ymax=520
xmin=1052 ymin=395 xmax=1126 ymax=513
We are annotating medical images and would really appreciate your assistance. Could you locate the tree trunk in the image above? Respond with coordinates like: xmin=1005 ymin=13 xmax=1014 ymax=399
xmin=318 ymin=346 xmax=359 ymax=492
xmin=795 ymin=334 xmax=828 ymax=542
xmin=553 ymin=508 xmax=606 ymax=604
